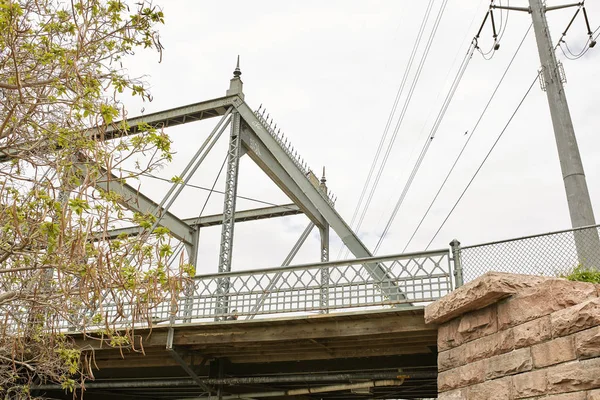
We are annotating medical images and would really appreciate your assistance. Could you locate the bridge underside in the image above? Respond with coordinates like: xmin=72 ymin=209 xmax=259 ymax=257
xmin=37 ymin=308 xmax=438 ymax=399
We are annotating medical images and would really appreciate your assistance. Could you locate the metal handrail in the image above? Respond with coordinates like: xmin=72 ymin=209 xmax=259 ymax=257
xmin=191 ymin=248 xmax=450 ymax=280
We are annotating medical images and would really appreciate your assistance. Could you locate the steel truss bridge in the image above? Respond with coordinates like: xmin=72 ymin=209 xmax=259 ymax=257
xmin=31 ymin=61 xmax=456 ymax=400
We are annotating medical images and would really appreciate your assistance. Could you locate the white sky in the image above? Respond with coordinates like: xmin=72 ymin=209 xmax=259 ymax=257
xmin=120 ymin=0 xmax=600 ymax=275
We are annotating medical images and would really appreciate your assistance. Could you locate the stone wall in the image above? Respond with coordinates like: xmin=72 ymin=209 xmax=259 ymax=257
xmin=424 ymin=272 xmax=600 ymax=400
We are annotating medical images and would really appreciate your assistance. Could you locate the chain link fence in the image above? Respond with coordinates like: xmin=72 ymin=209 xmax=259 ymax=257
xmin=458 ymin=224 xmax=600 ymax=283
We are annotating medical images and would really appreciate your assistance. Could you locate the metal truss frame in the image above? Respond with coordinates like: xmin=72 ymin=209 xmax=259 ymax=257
xmin=94 ymin=75 xmax=406 ymax=306
xmin=2 ymin=63 xmax=409 ymax=319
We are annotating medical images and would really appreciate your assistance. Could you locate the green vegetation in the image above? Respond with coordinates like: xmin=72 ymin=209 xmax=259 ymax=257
xmin=563 ymin=265 xmax=600 ymax=284
xmin=0 ymin=1 xmax=194 ymax=397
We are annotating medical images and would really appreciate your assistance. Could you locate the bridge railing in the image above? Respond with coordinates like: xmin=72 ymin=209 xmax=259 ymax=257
xmin=47 ymin=249 xmax=452 ymax=329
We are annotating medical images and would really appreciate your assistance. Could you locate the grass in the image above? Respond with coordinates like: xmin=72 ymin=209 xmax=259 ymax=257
xmin=563 ymin=265 xmax=600 ymax=284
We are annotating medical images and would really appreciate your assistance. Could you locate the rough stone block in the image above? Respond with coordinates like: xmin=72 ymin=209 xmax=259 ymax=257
xmin=438 ymin=359 xmax=486 ymax=392
xmin=577 ymin=327 xmax=600 ymax=359
xmin=532 ymin=336 xmax=576 ymax=368
xmin=439 ymin=347 xmax=467 ymax=372
xmin=513 ymin=316 xmax=552 ymax=348
xmin=547 ymin=358 xmax=600 ymax=394
xmin=498 ymin=279 xmax=596 ymax=330
xmin=512 ymin=369 xmax=548 ymax=399
xmin=467 ymin=377 xmax=513 ymax=400
xmin=457 ymin=305 xmax=498 ymax=342
xmin=552 ymin=298 xmax=600 ymax=338
xmin=486 ymin=347 xmax=533 ymax=380
xmin=588 ymin=389 xmax=600 ymax=400
xmin=437 ymin=388 xmax=467 ymax=399
xmin=542 ymin=393 xmax=587 ymax=400
xmin=438 ymin=318 xmax=464 ymax=351
xmin=465 ymin=328 xmax=515 ymax=363
xmin=425 ymin=272 xmax=548 ymax=325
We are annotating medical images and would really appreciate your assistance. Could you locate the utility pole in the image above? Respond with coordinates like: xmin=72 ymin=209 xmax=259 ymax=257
xmin=490 ymin=1 xmax=600 ymax=267
xmin=528 ymin=0 xmax=595 ymax=228
xmin=527 ymin=0 xmax=600 ymax=267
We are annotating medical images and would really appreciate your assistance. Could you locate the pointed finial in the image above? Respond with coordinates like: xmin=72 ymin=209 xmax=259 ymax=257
xmin=233 ymin=55 xmax=242 ymax=78
xmin=258 ymin=104 xmax=262 ymax=112
xmin=321 ymin=167 xmax=327 ymax=185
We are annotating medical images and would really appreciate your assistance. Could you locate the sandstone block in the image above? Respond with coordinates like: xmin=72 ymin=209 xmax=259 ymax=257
xmin=457 ymin=305 xmax=498 ymax=342
xmin=437 ymin=388 xmax=467 ymax=399
xmin=438 ymin=318 xmax=464 ymax=351
xmin=532 ymin=336 xmax=576 ymax=368
xmin=513 ymin=316 xmax=551 ymax=348
xmin=467 ymin=377 xmax=513 ymax=400
xmin=439 ymin=347 xmax=467 ymax=372
xmin=512 ymin=369 xmax=548 ymax=399
xmin=498 ymin=279 xmax=596 ymax=330
xmin=486 ymin=347 xmax=533 ymax=380
xmin=542 ymin=393 xmax=587 ymax=400
xmin=547 ymin=358 xmax=600 ymax=394
xmin=438 ymin=359 xmax=486 ymax=392
xmin=425 ymin=272 xmax=548 ymax=325
xmin=465 ymin=328 xmax=515 ymax=363
xmin=577 ymin=326 xmax=600 ymax=359
xmin=588 ymin=389 xmax=600 ymax=400
xmin=551 ymin=298 xmax=600 ymax=338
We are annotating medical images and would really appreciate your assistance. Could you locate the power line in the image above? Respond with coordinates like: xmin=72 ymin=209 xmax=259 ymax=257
xmin=559 ymin=26 xmax=600 ymax=60
xmin=554 ymin=4 xmax=599 ymax=60
xmin=167 ymin=155 xmax=228 ymax=268
xmin=193 ymin=155 xmax=228 ymax=226
xmin=371 ymin=1 xmax=515 ymax=254
xmin=122 ymin=169 xmax=297 ymax=211
xmin=425 ymin=74 xmax=539 ymax=250
xmin=337 ymin=0 xmax=436 ymax=260
xmin=373 ymin=39 xmax=476 ymax=254
xmin=341 ymin=0 xmax=450 ymax=259
xmin=476 ymin=0 xmax=509 ymax=60
xmin=401 ymin=23 xmax=533 ymax=253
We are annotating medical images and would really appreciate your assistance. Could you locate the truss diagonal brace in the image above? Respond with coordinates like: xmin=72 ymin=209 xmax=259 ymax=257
xmin=239 ymin=127 xmax=326 ymax=229
xmin=234 ymin=101 xmax=407 ymax=304
xmin=246 ymin=222 xmax=315 ymax=320
xmin=166 ymin=327 xmax=212 ymax=394
xmin=84 ymin=166 xmax=195 ymax=245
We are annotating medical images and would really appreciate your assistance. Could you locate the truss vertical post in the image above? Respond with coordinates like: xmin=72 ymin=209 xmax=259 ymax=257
xmin=320 ymin=225 xmax=330 ymax=314
xmin=216 ymin=110 xmax=242 ymax=320
xmin=183 ymin=230 xmax=200 ymax=323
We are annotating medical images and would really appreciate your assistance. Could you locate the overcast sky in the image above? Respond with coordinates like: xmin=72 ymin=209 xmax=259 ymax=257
xmin=119 ymin=0 xmax=600 ymax=275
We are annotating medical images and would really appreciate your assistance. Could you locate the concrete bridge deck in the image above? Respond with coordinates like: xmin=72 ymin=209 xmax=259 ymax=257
xmin=36 ymin=308 xmax=438 ymax=399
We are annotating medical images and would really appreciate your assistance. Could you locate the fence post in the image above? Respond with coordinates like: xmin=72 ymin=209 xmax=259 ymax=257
xmin=450 ymin=239 xmax=464 ymax=288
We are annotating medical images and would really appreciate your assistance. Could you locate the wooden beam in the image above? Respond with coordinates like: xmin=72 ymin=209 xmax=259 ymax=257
xmin=173 ymin=314 xmax=430 ymax=346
